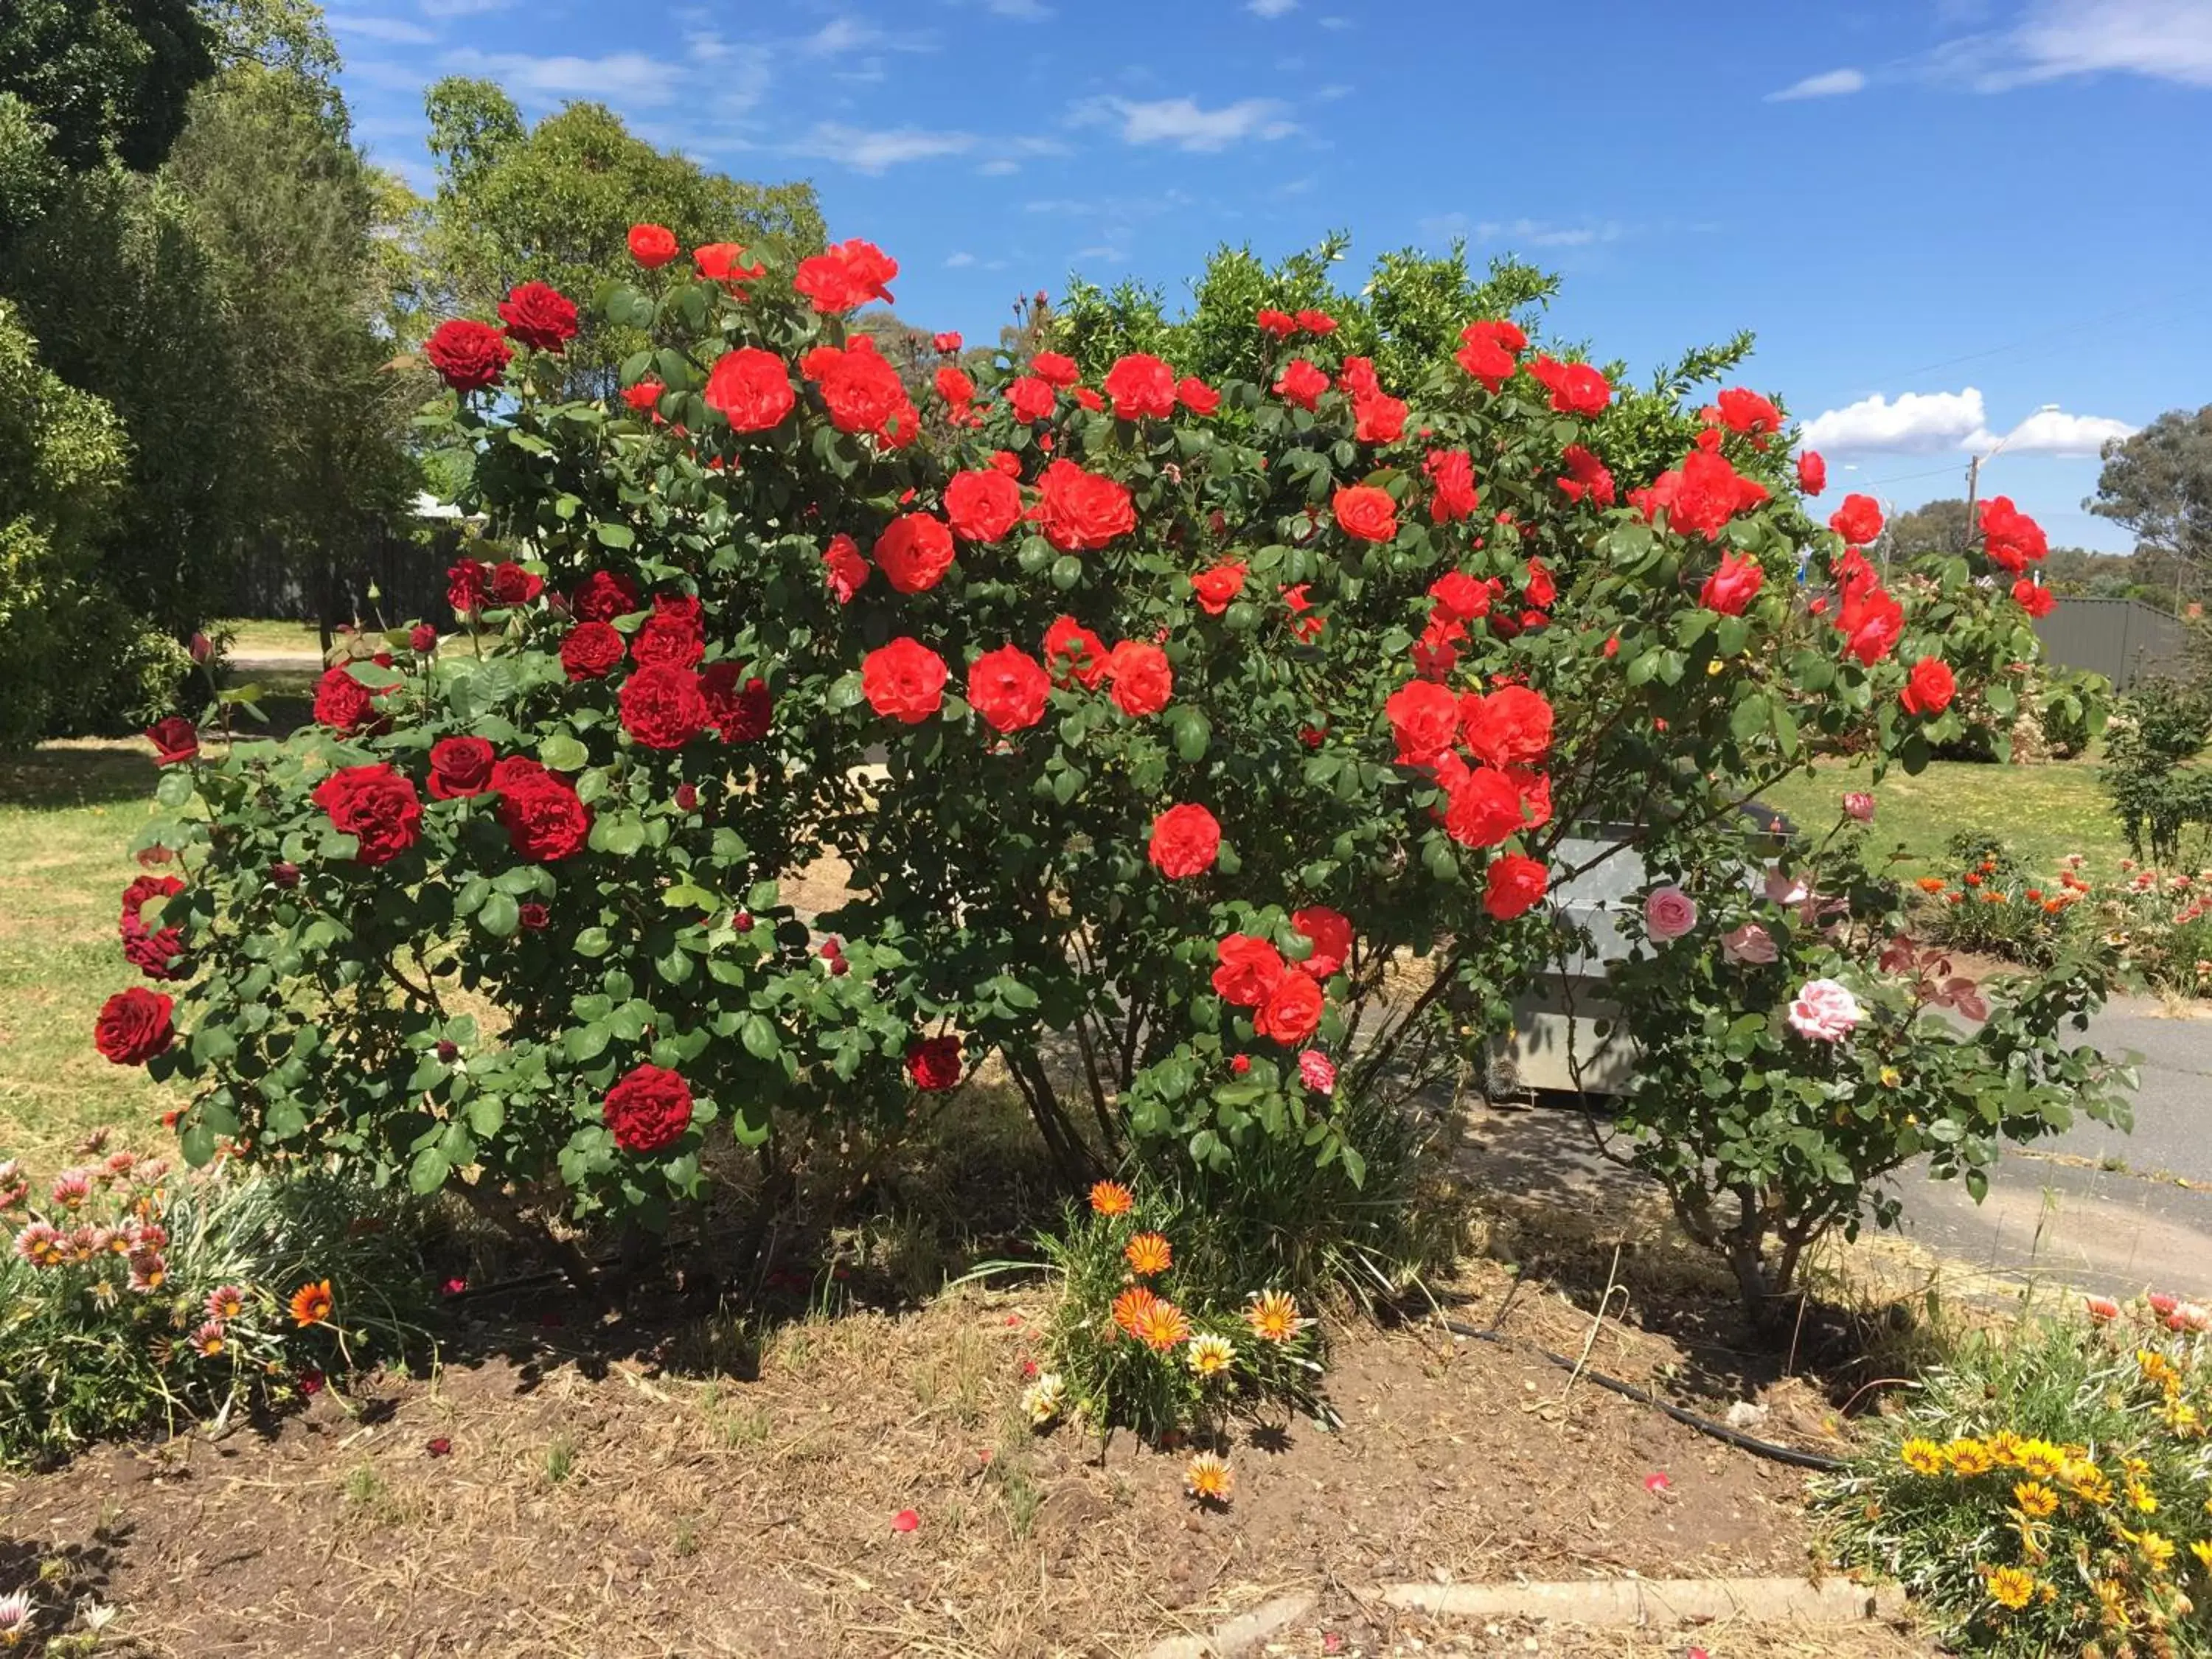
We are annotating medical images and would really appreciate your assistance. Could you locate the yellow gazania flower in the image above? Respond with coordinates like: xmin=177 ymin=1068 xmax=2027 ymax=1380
xmin=1986 ymin=1565 xmax=2037 ymax=1610
xmin=1183 ymin=1451 xmax=1232 ymax=1503
xmin=1947 ymin=1437 xmax=1996 ymax=1476
xmin=2126 ymin=1480 xmax=2159 ymax=1514
xmin=1986 ymin=1430 xmax=2024 ymax=1466
xmin=2093 ymin=1577 xmax=2132 ymax=1630
xmin=1185 ymin=1333 xmax=1235 ymax=1380
xmin=2064 ymin=1462 xmax=2116 ymax=1506
xmin=2126 ymin=1529 xmax=2177 ymax=1573
xmin=1123 ymin=1231 xmax=1172 ymax=1277
xmin=1244 ymin=1290 xmax=1310 ymax=1345
xmin=1899 ymin=1437 xmax=1947 ymax=1476
xmin=2189 ymin=1539 xmax=2212 ymax=1573
xmin=1019 ymin=1372 xmax=1065 ymax=1427
xmin=2012 ymin=1481 xmax=2059 ymax=1519
xmin=2138 ymin=1349 xmax=2178 ymax=1388
xmin=2014 ymin=1438 xmax=2067 ymax=1481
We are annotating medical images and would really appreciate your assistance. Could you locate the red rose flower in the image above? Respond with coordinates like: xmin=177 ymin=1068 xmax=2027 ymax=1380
xmin=1190 ymin=561 xmax=1247 ymax=616
xmin=933 ymin=331 xmax=962 ymax=353
xmin=1255 ymin=969 xmax=1324 ymax=1046
xmin=313 ymin=765 xmax=422 ymax=864
xmin=1527 ymin=354 xmax=1610 ymax=416
xmin=1829 ymin=493 xmax=1884 ymax=548
xmin=119 ymin=874 xmax=188 ymax=981
xmin=623 ymin=380 xmax=662 ymax=415
xmin=792 ymin=238 xmax=898 ymax=313
xmin=424 ymin=319 xmax=512 ymax=392
xmin=1715 ymin=387 xmax=1782 ymax=437
xmin=1634 ymin=450 xmax=1770 ymax=540
xmin=632 ymin=611 xmax=703 ymax=670
xmin=704 ymin=347 xmax=796 ymax=433
xmin=408 ymin=624 xmax=438 ymax=654
xmin=989 ymin=451 xmax=1023 ymax=479
xmin=823 ymin=533 xmax=869 ymax=603
xmin=602 ymin=1063 xmax=694 ymax=1154
xmin=1295 ymin=307 xmax=1338 ymax=336
xmin=1835 ymin=582 xmax=1904 ymax=665
xmin=1273 ymin=358 xmax=1328 ymax=411
xmin=428 ymin=736 xmax=495 ymax=800
xmin=1557 ymin=444 xmax=1616 ymax=507
xmin=905 ymin=1035 xmax=963 ymax=1092
xmin=1899 ymin=655 xmax=1957 ymax=717
xmin=1106 ymin=641 xmax=1172 ymax=717
xmin=874 ymin=512 xmax=958 ymax=594
xmin=619 ymin=664 xmax=708 ymax=749
xmin=490 ymin=561 xmax=542 ymax=607
xmin=1442 ymin=763 xmax=1526 ymax=849
xmin=516 ymin=900 xmax=548 ymax=931
xmin=627 ymin=223 xmax=678 ymax=268
xmin=145 ymin=717 xmax=198 ymax=765
xmin=945 ymin=470 xmax=1023 ymax=543
xmin=1352 ymin=388 xmax=1408 ymax=445
xmin=1979 ymin=496 xmax=2048 ymax=573
xmin=572 ymin=571 xmax=639 ymax=622
xmin=1176 ymin=376 xmax=1221 ymax=417
xmin=1385 ymin=679 xmax=1460 ymax=766
xmin=700 ymin=661 xmax=772 ymax=742
xmin=1102 ymin=353 xmax=1177 ymax=420
xmin=1699 ymin=550 xmax=1766 ymax=616
xmin=560 ymin=622 xmax=625 ymax=681
xmin=1484 ymin=854 xmax=1549 ymax=920
xmin=1212 ymin=933 xmax=1287 ymax=1006
xmin=447 ymin=557 xmax=487 ymax=618
xmin=1029 ymin=351 xmax=1079 ymax=388
xmin=1462 ymin=684 xmax=1554 ymax=770
xmin=1256 ymin=307 xmax=1296 ymax=338
xmin=695 ymin=242 xmax=766 ymax=289
xmin=493 ymin=757 xmax=591 ymax=860
xmin=1333 ymin=484 xmax=1398 ymax=543
xmin=863 ymin=638 xmax=948 ymax=723
xmin=966 ymin=644 xmax=1050 ymax=734
xmin=1043 ymin=616 xmax=1110 ymax=689
xmin=1007 ymin=375 xmax=1057 ymax=422
xmin=1454 ymin=319 xmax=1525 ymax=391
xmin=1147 ymin=803 xmax=1221 ymax=879
xmin=1524 ymin=558 xmax=1557 ymax=609
xmin=1428 ymin=571 xmax=1489 ymax=622
xmin=1795 ymin=449 xmax=1827 ymax=495
xmin=803 ymin=337 xmax=914 ymax=439
xmin=1032 ymin=459 xmax=1134 ymax=552
xmin=498 ymin=281 xmax=578 ymax=353
xmin=1290 ymin=905 xmax=1352 ymax=978
xmin=94 ymin=987 xmax=174 ymax=1065
xmin=936 ymin=364 xmax=975 ymax=411
xmin=1424 ymin=448 xmax=1480 ymax=523
xmin=2013 ymin=577 xmax=2055 ymax=618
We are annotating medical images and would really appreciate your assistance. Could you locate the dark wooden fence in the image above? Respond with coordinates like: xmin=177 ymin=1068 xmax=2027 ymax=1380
xmin=221 ymin=523 xmax=462 ymax=634
xmin=2034 ymin=597 xmax=2189 ymax=689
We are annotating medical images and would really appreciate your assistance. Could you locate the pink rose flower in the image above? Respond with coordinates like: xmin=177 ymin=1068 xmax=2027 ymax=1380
xmin=1644 ymin=886 xmax=1699 ymax=942
xmin=1763 ymin=866 xmax=1811 ymax=907
xmin=1787 ymin=978 xmax=1861 ymax=1043
xmin=1298 ymin=1049 xmax=1337 ymax=1096
xmin=1843 ymin=792 xmax=1876 ymax=823
xmin=1722 ymin=922 xmax=1778 ymax=964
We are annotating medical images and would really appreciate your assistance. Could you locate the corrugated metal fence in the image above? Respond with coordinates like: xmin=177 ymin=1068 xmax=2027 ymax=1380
xmin=221 ymin=524 xmax=462 ymax=631
xmin=2033 ymin=597 xmax=2188 ymax=689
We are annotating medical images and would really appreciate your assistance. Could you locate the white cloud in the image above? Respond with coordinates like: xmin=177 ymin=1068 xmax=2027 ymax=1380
xmin=1801 ymin=389 xmax=1989 ymax=453
xmin=797 ymin=17 xmax=935 ymax=55
xmin=977 ymin=157 xmax=1020 ymax=175
xmin=979 ymin=0 xmax=1051 ymax=15
xmin=1248 ymin=0 xmax=1297 ymax=15
xmin=1765 ymin=66 xmax=1867 ymax=101
xmin=1073 ymin=95 xmax=1297 ymax=150
xmin=417 ymin=0 xmax=512 ymax=14
xmin=787 ymin=122 xmax=975 ymax=172
xmin=328 ymin=13 xmax=438 ymax=44
xmin=438 ymin=49 xmax=684 ymax=107
xmin=1427 ymin=215 xmax=1630 ymax=249
xmin=1936 ymin=0 xmax=2212 ymax=88
xmin=945 ymin=251 xmax=976 ymax=268
xmin=1970 ymin=408 xmax=2139 ymax=456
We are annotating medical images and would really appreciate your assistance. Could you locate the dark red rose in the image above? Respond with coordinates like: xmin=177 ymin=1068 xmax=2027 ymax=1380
xmin=1484 ymin=855 xmax=1548 ymax=920
xmin=560 ymin=622 xmax=625 ymax=681
xmin=518 ymin=900 xmax=549 ymax=931
xmin=425 ymin=319 xmax=512 ymax=393
xmin=700 ymin=661 xmax=772 ymax=742
xmin=313 ymin=765 xmax=422 ymax=865
xmin=1899 ymin=655 xmax=1956 ymax=717
xmin=1332 ymin=484 xmax=1398 ymax=543
xmin=489 ymin=562 xmax=543 ymax=607
xmin=1829 ymin=493 xmax=1885 ymax=548
xmin=1032 ymin=459 xmax=1133 ymax=552
xmin=966 ymin=645 xmax=1049 ymax=734
xmin=1290 ymin=906 xmax=1352 ymax=979
xmin=572 ymin=571 xmax=640 ymax=622
xmin=628 ymin=223 xmax=678 ymax=268
xmin=313 ymin=666 xmax=383 ymax=736
xmin=1211 ymin=933 xmax=1287 ymax=1006
xmin=619 ymin=664 xmax=708 ymax=750
xmin=631 ymin=612 xmax=704 ymax=670
xmin=1102 ymin=353 xmax=1177 ymax=421
xmin=1043 ymin=616 xmax=1109 ymax=689
xmin=94 ymin=987 xmax=174 ymax=1065
xmin=145 ymin=717 xmax=198 ymax=766
xmin=270 ymin=860 xmax=300 ymax=888
xmin=1255 ymin=969 xmax=1324 ymax=1046
xmin=791 ymin=239 xmax=897 ymax=313
xmin=408 ymin=624 xmax=438 ymax=654
xmin=1147 ymin=804 xmax=1220 ymax=880
xmin=862 ymin=638 xmax=947 ymax=724
xmin=1796 ymin=450 xmax=1827 ymax=495
xmin=602 ymin=1063 xmax=694 ymax=1153
xmin=1106 ymin=641 xmax=1172 ymax=717
xmin=120 ymin=874 xmax=188 ymax=981
xmin=945 ymin=470 xmax=1023 ymax=543
xmin=675 ymin=783 xmax=698 ymax=812
xmin=428 ymin=736 xmax=496 ymax=800
xmin=447 ymin=557 xmax=487 ymax=618
xmin=705 ymin=347 xmax=795 ymax=433
xmin=498 ymin=281 xmax=578 ymax=352
xmin=493 ymin=759 xmax=591 ymax=860
xmin=874 ymin=512 xmax=957 ymax=594
xmin=905 ymin=1035 xmax=963 ymax=1092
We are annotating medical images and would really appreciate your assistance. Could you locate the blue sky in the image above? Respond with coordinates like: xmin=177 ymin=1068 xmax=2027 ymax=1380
xmin=333 ymin=0 xmax=2212 ymax=550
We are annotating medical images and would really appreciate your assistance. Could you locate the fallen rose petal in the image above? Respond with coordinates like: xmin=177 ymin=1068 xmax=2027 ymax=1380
xmin=1644 ymin=1472 xmax=1672 ymax=1494
xmin=426 ymin=1437 xmax=452 ymax=1457
xmin=891 ymin=1508 xmax=920 ymax=1532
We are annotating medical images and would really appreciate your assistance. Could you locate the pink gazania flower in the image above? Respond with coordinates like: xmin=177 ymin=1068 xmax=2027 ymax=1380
xmin=189 ymin=1320 xmax=229 ymax=1358
xmin=2149 ymin=1291 xmax=2179 ymax=1317
xmin=128 ymin=1250 xmax=169 ymax=1293
xmin=206 ymin=1284 xmax=248 ymax=1323
xmin=49 ymin=1170 xmax=91 ymax=1211
xmin=2168 ymin=1301 xmax=2211 ymax=1333
xmin=2084 ymin=1293 xmax=2121 ymax=1324
xmin=13 ymin=1221 xmax=66 ymax=1267
xmin=1298 ymin=1050 xmax=1338 ymax=1096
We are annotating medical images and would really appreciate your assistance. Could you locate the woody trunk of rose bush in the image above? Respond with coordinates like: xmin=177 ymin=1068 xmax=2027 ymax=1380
xmin=99 ymin=229 xmax=2107 ymax=1320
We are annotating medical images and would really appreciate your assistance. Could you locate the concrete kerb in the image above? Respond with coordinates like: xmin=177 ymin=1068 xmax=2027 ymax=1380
xmin=1144 ymin=1578 xmax=1905 ymax=1658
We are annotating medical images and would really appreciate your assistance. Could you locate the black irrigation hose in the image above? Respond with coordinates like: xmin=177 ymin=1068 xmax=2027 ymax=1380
xmin=1437 ymin=1316 xmax=1846 ymax=1472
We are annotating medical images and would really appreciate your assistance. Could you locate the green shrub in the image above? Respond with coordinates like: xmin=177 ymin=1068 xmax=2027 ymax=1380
xmin=1818 ymin=1295 xmax=2212 ymax=1656
xmin=2106 ymin=678 xmax=2212 ymax=866
xmin=2039 ymin=664 xmax=2109 ymax=760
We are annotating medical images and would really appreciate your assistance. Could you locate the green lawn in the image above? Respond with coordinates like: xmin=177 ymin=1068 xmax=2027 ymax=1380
xmin=1759 ymin=756 xmax=2127 ymax=880
xmin=216 ymin=617 xmax=324 ymax=657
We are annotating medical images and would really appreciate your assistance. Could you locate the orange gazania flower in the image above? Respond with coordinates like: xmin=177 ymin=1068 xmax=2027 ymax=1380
xmin=289 ymin=1279 xmax=334 ymax=1327
xmin=1245 ymin=1290 xmax=1310 ymax=1343
xmin=1112 ymin=1285 xmax=1160 ymax=1341
xmin=1124 ymin=1231 xmax=1172 ymax=1276
xmin=1916 ymin=877 xmax=1947 ymax=894
xmin=1132 ymin=1297 xmax=1191 ymax=1351
xmin=1088 ymin=1180 xmax=1134 ymax=1217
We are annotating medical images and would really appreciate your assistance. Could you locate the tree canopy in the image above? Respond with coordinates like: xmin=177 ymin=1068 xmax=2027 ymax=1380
xmin=2093 ymin=405 xmax=2212 ymax=602
xmin=0 ymin=0 xmax=214 ymax=172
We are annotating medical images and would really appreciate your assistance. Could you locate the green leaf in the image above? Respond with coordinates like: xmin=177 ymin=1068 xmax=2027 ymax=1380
xmin=1170 ymin=706 xmax=1212 ymax=762
xmin=741 ymin=1015 xmax=781 ymax=1060
xmin=479 ymin=891 xmax=521 ymax=938
xmin=408 ymin=1147 xmax=452 ymax=1196
xmin=539 ymin=731 xmax=588 ymax=771
xmin=595 ymin=521 xmax=636 ymax=549
xmin=155 ymin=769 xmax=198 ymax=808
xmin=1730 ymin=693 xmax=1770 ymax=743
xmin=565 ymin=1022 xmax=611 ymax=1061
